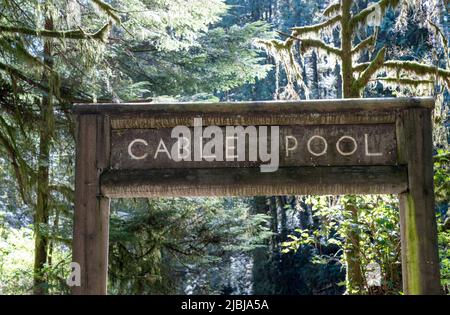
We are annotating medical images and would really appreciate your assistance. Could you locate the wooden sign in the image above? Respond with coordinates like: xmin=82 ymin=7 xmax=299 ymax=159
xmin=71 ymin=97 xmax=442 ymax=295
xmin=110 ymin=124 xmax=397 ymax=170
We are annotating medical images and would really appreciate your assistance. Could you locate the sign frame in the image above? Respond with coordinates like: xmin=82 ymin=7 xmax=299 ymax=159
xmin=72 ymin=97 xmax=441 ymax=295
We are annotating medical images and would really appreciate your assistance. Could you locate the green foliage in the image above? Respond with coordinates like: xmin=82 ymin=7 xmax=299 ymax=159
xmin=107 ymin=197 xmax=271 ymax=294
xmin=438 ymin=223 xmax=450 ymax=292
xmin=282 ymin=195 xmax=402 ymax=294
xmin=435 ymin=149 xmax=450 ymax=204
xmin=0 ymin=223 xmax=34 ymax=294
xmin=0 ymin=0 xmax=272 ymax=294
xmin=113 ymin=21 xmax=272 ymax=100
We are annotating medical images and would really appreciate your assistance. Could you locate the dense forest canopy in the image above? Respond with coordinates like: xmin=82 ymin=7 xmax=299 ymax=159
xmin=0 ymin=0 xmax=449 ymax=295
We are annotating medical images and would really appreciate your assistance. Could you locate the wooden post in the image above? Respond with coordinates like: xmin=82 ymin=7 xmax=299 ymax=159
xmin=72 ymin=114 xmax=110 ymax=294
xmin=397 ymin=108 xmax=442 ymax=294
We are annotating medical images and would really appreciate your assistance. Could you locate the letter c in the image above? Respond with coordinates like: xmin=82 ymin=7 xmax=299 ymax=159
xmin=128 ymin=139 xmax=148 ymax=160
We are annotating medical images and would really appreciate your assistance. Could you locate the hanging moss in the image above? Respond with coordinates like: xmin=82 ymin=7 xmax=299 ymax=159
xmin=255 ymin=38 xmax=309 ymax=99
xmin=351 ymin=35 xmax=376 ymax=54
xmin=291 ymin=15 xmax=342 ymax=38
xmin=323 ymin=2 xmax=341 ymax=17
xmin=90 ymin=0 xmax=121 ymax=25
xmin=0 ymin=23 xmax=111 ymax=42
xmin=351 ymin=0 xmax=401 ymax=28
xmin=353 ymin=47 xmax=386 ymax=95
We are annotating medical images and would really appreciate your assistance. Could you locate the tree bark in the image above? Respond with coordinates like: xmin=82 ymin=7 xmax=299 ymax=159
xmin=33 ymin=16 xmax=54 ymax=295
xmin=344 ymin=202 xmax=365 ymax=294
xmin=251 ymin=196 xmax=271 ymax=294
xmin=339 ymin=0 xmax=365 ymax=294
xmin=341 ymin=0 xmax=359 ymax=98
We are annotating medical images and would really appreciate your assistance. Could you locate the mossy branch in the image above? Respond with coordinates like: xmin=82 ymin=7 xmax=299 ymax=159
xmin=50 ymin=184 xmax=74 ymax=202
xmin=373 ymin=77 xmax=435 ymax=86
xmin=90 ymin=0 xmax=121 ymax=24
xmin=300 ymin=38 xmax=342 ymax=56
xmin=355 ymin=60 xmax=450 ymax=81
xmin=291 ymin=15 xmax=341 ymax=36
xmin=323 ymin=2 xmax=341 ymax=16
xmin=0 ymin=22 xmax=111 ymax=42
xmin=354 ymin=47 xmax=386 ymax=90
xmin=0 ymin=125 xmax=33 ymax=205
xmin=428 ymin=20 xmax=448 ymax=48
xmin=351 ymin=0 xmax=400 ymax=27
xmin=276 ymin=31 xmax=342 ymax=56
xmin=0 ymin=37 xmax=52 ymax=73
xmin=0 ymin=61 xmax=49 ymax=93
xmin=0 ymin=61 xmax=75 ymax=104
xmin=352 ymin=35 xmax=376 ymax=54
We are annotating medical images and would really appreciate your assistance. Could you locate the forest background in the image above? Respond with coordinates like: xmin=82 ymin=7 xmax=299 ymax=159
xmin=0 ymin=0 xmax=449 ymax=295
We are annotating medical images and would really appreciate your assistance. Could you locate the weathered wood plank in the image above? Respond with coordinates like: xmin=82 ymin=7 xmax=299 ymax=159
xmin=396 ymin=108 xmax=442 ymax=295
xmin=72 ymin=115 xmax=110 ymax=295
xmin=73 ymin=97 xmax=433 ymax=128
xmin=110 ymin=112 xmax=396 ymax=129
xmin=100 ymin=166 xmax=408 ymax=198
xmin=73 ymin=97 xmax=434 ymax=115
xmin=110 ymin=124 xmax=397 ymax=169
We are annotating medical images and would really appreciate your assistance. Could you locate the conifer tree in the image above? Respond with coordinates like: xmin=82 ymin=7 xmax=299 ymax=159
xmin=260 ymin=0 xmax=450 ymax=99
xmin=259 ymin=0 xmax=450 ymax=294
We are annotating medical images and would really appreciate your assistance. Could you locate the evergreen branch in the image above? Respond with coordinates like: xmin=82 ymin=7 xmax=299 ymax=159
xmin=0 ymin=22 xmax=111 ymax=42
xmin=355 ymin=60 xmax=450 ymax=79
xmin=300 ymin=38 xmax=342 ymax=56
xmin=0 ymin=126 xmax=32 ymax=205
xmin=323 ymin=2 xmax=341 ymax=16
xmin=90 ymin=0 xmax=121 ymax=24
xmin=354 ymin=47 xmax=386 ymax=91
xmin=352 ymin=35 xmax=376 ymax=54
xmin=428 ymin=20 xmax=448 ymax=48
xmin=0 ymin=61 xmax=79 ymax=104
xmin=276 ymin=31 xmax=342 ymax=56
xmin=0 ymin=37 xmax=52 ymax=73
xmin=373 ymin=77 xmax=435 ymax=86
xmin=383 ymin=60 xmax=450 ymax=86
xmin=291 ymin=15 xmax=341 ymax=36
xmin=351 ymin=0 xmax=400 ymax=27
xmin=0 ymin=61 xmax=49 ymax=93
xmin=49 ymin=184 xmax=74 ymax=202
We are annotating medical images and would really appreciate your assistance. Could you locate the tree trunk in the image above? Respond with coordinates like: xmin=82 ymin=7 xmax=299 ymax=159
xmin=339 ymin=0 xmax=365 ymax=294
xmin=340 ymin=0 xmax=359 ymax=98
xmin=251 ymin=196 xmax=271 ymax=294
xmin=33 ymin=15 xmax=54 ymax=295
xmin=276 ymin=196 xmax=287 ymax=242
xmin=269 ymin=196 xmax=279 ymax=255
xmin=344 ymin=202 xmax=365 ymax=294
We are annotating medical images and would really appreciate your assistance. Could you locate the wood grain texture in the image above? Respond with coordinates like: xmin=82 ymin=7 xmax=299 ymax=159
xmin=396 ymin=108 xmax=442 ymax=295
xmin=72 ymin=97 xmax=434 ymax=129
xmin=72 ymin=115 xmax=110 ymax=295
xmin=73 ymin=97 xmax=434 ymax=114
xmin=110 ymin=112 xmax=396 ymax=129
xmin=100 ymin=166 xmax=408 ymax=198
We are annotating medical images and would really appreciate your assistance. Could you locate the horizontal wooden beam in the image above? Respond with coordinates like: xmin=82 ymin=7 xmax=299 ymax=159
xmin=100 ymin=166 xmax=408 ymax=198
xmin=73 ymin=97 xmax=434 ymax=115
xmin=109 ymin=112 xmax=396 ymax=128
